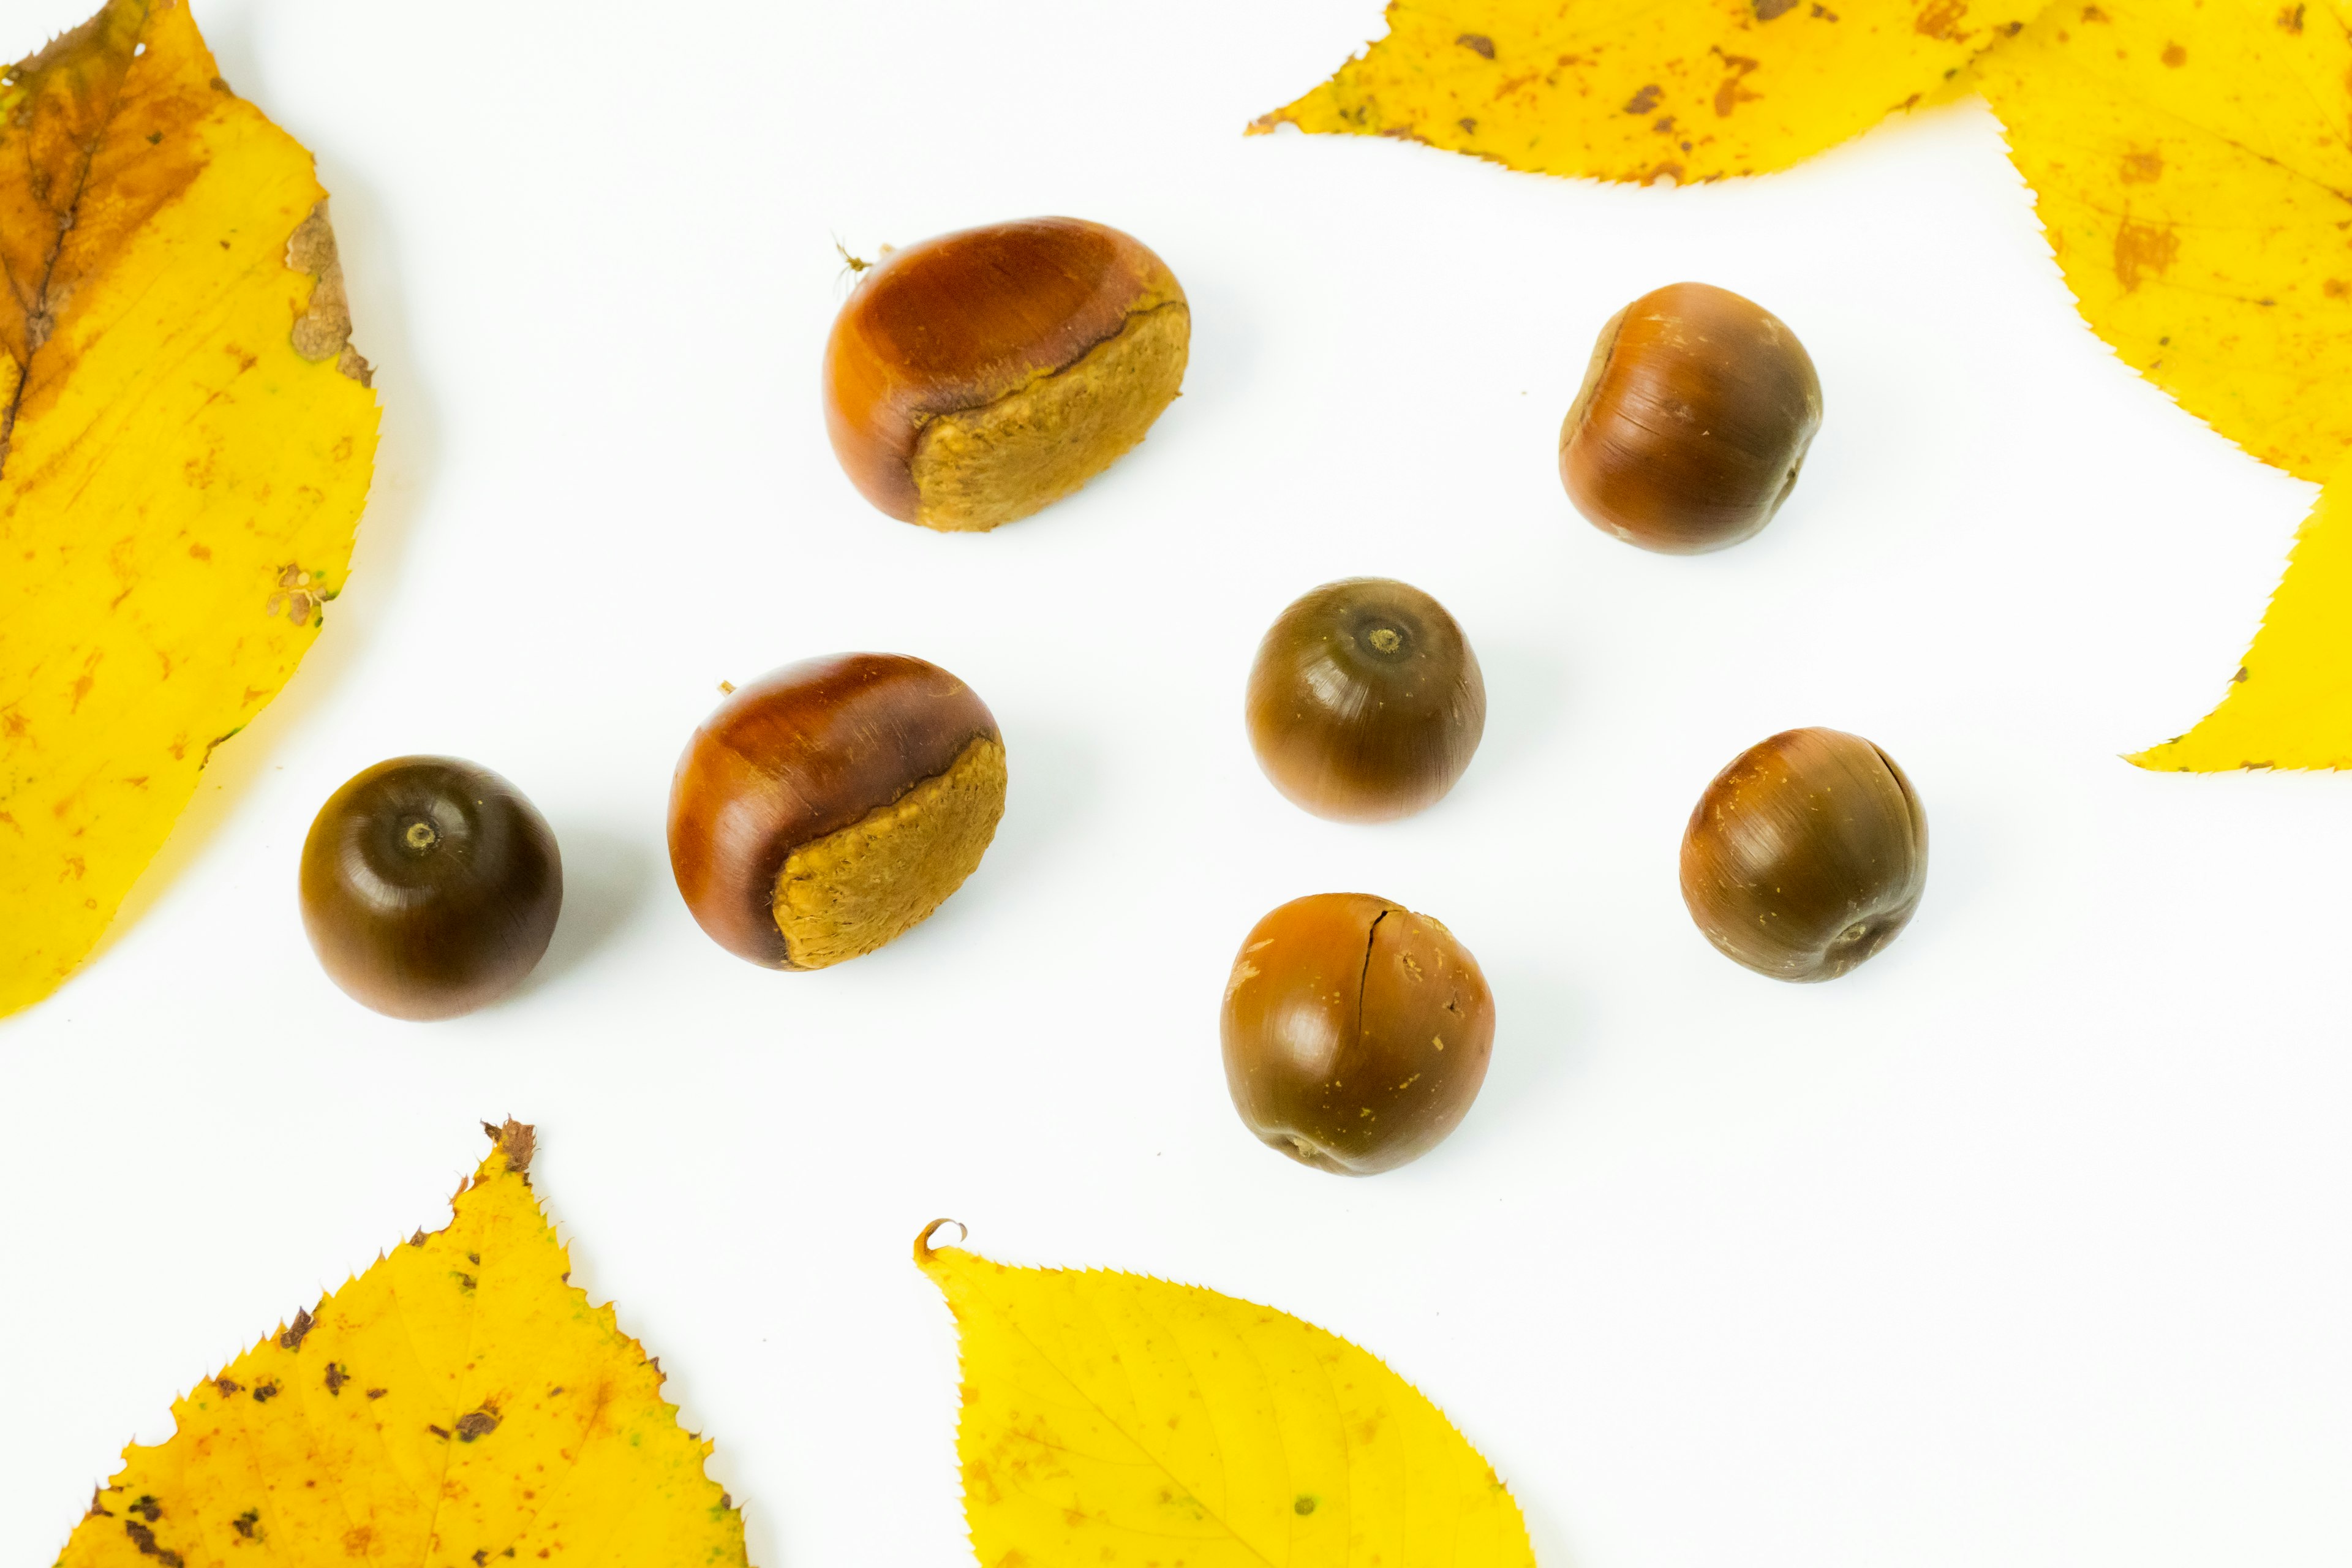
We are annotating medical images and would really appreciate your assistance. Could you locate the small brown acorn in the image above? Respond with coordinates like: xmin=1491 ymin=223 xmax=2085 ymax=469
xmin=1561 ymin=282 xmax=1822 ymax=554
xmin=1245 ymin=578 xmax=1485 ymax=823
xmin=1221 ymin=892 xmax=1496 ymax=1175
xmin=1680 ymin=727 xmax=1927 ymax=982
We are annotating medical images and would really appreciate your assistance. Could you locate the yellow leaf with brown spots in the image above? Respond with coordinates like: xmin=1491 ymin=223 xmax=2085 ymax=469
xmin=915 ymin=1221 xmax=1535 ymax=1568
xmin=2132 ymin=456 xmax=2352 ymax=769
xmin=49 ymin=1122 xmax=749 ymax=1568
xmin=1975 ymin=0 xmax=2352 ymax=480
xmin=0 ymin=0 xmax=379 ymax=1017
xmin=1251 ymin=0 xmax=2044 ymax=184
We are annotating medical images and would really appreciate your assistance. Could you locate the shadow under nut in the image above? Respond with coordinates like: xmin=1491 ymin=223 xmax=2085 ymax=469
xmin=823 ymin=217 xmax=1189 ymax=531
xmin=668 ymin=654 xmax=1005 ymax=970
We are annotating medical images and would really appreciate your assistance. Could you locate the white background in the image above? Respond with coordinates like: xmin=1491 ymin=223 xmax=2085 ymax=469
xmin=4 ymin=1 xmax=2349 ymax=1564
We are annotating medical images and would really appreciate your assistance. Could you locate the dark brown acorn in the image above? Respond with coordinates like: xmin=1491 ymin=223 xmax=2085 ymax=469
xmin=300 ymin=757 xmax=563 ymax=1020
xmin=1561 ymin=282 xmax=1822 ymax=554
xmin=1221 ymin=892 xmax=1496 ymax=1175
xmin=823 ymin=217 xmax=1189 ymax=531
xmin=1680 ymin=727 xmax=1927 ymax=982
xmin=667 ymin=654 xmax=1005 ymax=970
xmin=1245 ymin=578 xmax=1485 ymax=822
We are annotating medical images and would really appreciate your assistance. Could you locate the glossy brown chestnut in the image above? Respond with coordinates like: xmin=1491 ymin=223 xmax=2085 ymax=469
xmin=1245 ymin=578 xmax=1485 ymax=823
xmin=300 ymin=756 xmax=563 ymax=1020
xmin=668 ymin=654 xmax=1005 ymax=970
xmin=1221 ymin=892 xmax=1496 ymax=1175
xmin=1681 ymin=728 xmax=1927 ymax=982
xmin=823 ymin=217 xmax=1189 ymax=532
xmin=1561 ymin=282 xmax=1822 ymax=554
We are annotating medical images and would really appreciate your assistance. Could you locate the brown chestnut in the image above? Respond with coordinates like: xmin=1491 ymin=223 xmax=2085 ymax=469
xmin=300 ymin=757 xmax=563 ymax=1020
xmin=1245 ymin=578 xmax=1485 ymax=822
xmin=1560 ymin=282 xmax=1822 ymax=554
xmin=1680 ymin=727 xmax=1927 ymax=982
xmin=823 ymin=217 xmax=1189 ymax=532
xmin=668 ymin=654 xmax=1005 ymax=970
xmin=1221 ymin=892 xmax=1496 ymax=1175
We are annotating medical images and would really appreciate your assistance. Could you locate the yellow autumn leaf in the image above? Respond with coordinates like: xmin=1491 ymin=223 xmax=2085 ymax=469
xmin=51 ymin=1121 xmax=747 ymax=1568
xmin=1252 ymin=0 xmax=2044 ymax=184
xmin=0 ymin=0 xmax=380 ymax=1017
xmin=2129 ymin=458 xmax=2352 ymax=769
xmin=916 ymin=1221 xmax=1536 ymax=1567
xmin=1975 ymin=0 xmax=2352 ymax=480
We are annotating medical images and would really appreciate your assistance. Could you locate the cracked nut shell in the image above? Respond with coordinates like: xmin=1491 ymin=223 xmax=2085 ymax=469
xmin=1221 ymin=892 xmax=1496 ymax=1176
xmin=1561 ymin=282 xmax=1822 ymax=554
xmin=300 ymin=756 xmax=563 ymax=1020
xmin=823 ymin=217 xmax=1189 ymax=532
xmin=668 ymin=654 xmax=1006 ymax=970
xmin=1245 ymin=578 xmax=1485 ymax=823
xmin=1680 ymin=727 xmax=1927 ymax=982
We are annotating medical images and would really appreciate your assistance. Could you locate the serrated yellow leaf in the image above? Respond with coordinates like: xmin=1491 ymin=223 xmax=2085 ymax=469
xmin=50 ymin=1123 xmax=748 ymax=1568
xmin=1251 ymin=0 xmax=2043 ymax=184
xmin=2130 ymin=459 xmax=2352 ymax=769
xmin=0 ymin=0 xmax=380 ymax=1017
xmin=1975 ymin=0 xmax=2352 ymax=480
xmin=916 ymin=1222 xmax=1535 ymax=1568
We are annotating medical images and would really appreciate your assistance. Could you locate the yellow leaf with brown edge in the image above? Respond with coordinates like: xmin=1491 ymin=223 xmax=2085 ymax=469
xmin=50 ymin=1121 xmax=750 ymax=1568
xmin=1974 ymin=0 xmax=2352 ymax=481
xmin=916 ymin=1220 xmax=1536 ymax=1567
xmin=2130 ymin=458 xmax=2352 ymax=769
xmin=1251 ymin=0 xmax=2044 ymax=184
xmin=0 ymin=0 xmax=380 ymax=1017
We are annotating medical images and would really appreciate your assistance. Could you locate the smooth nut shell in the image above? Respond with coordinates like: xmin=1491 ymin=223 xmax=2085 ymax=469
xmin=300 ymin=756 xmax=563 ymax=1020
xmin=823 ymin=216 xmax=1188 ymax=530
xmin=1680 ymin=727 xmax=1927 ymax=982
xmin=1561 ymin=282 xmax=1822 ymax=554
xmin=1245 ymin=578 xmax=1485 ymax=823
xmin=668 ymin=654 xmax=1003 ymax=969
xmin=1221 ymin=892 xmax=1496 ymax=1175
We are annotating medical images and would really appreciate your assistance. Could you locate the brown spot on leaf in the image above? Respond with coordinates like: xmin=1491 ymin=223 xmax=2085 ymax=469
xmin=456 ymin=1405 xmax=502 ymax=1442
xmin=2114 ymin=218 xmax=2180 ymax=291
xmin=342 ymin=1526 xmax=373 ymax=1556
xmin=1457 ymin=116 xmax=1477 ymax=134
xmin=2081 ymin=3 xmax=2109 ymax=18
xmin=2119 ymin=149 xmax=2163 ymax=183
xmin=325 ymin=1362 xmax=348 ymax=1394
xmin=2162 ymin=41 xmax=2187 ymax=65
xmin=123 ymin=1521 xmax=183 ymax=1567
xmin=130 ymin=1498 xmax=160 ymax=1521
xmin=214 ymin=1377 xmax=242 ymax=1396
xmin=251 ymin=1380 xmax=280 ymax=1403
xmin=279 ymin=1306 xmax=315 ymax=1351
xmin=486 ymin=1118 xmax=537 ymax=1175
xmin=1755 ymin=0 xmax=1800 ymax=17
xmin=2234 ymin=666 xmax=2251 ymax=682
xmin=2279 ymin=3 xmax=2306 ymax=29
xmin=427 ymin=1424 xmax=450 ymax=1439
xmin=1714 ymin=51 xmax=1763 ymax=116
xmin=232 ymin=1512 xmax=259 ymax=1540
xmin=1455 ymin=32 xmax=1495 ymax=58
xmin=1915 ymin=0 xmax=1970 ymax=40
xmin=366 ymin=1387 xmax=387 ymax=1399
xmin=1624 ymin=83 xmax=1662 ymax=113
xmin=2329 ymin=279 xmax=2349 ymax=298
xmin=285 ymin=203 xmax=372 ymax=386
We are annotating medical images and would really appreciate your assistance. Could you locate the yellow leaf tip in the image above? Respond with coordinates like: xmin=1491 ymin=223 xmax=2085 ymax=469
xmin=914 ymin=1216 xmax=966 ymax=1265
